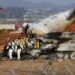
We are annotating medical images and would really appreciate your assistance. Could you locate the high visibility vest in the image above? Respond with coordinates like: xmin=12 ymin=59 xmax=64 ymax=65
xmin=34 ymin=40 xmax=40 ymax=49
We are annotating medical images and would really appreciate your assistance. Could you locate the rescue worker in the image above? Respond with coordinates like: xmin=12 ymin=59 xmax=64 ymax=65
xmin=14 ymin=38 xmax=20 ymax=46
xmin=19 ymin=37 xmax=27 ymax=53
xmin=30 ymin=37 xmax=41 ymax=59
xmin=7 ymin=41 xmax=15 ymax=60
xmin=34 ymin=38 xmax=40 ymax=49
xmin=8 ymin=39 xmax=23 ymax=60
xmin=19 ymin=37 xmax=26 ymax=47
xmin=15 ymin=43 xmax=23 ymax=60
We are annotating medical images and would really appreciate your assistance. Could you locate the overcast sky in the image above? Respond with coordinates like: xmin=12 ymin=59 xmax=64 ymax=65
xmin=0 ymin=0 xmax=75 ymax=7
xmin=26 ymin=0 xmax=75 ymax=5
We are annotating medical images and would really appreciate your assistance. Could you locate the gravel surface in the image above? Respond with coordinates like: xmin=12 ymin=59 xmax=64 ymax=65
xmin=0 ymin=58 xmax=75 ymax=75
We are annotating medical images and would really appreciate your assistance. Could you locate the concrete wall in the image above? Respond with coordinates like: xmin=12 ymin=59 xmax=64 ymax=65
xmin=0 ymin=24 xmax=15 ymax=30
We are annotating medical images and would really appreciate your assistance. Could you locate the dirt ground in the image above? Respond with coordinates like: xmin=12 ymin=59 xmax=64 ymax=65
xmin=0 ymin=31 xmax=75 ymax=75
xmin=0 ymin=57 xmax=75 ymax=75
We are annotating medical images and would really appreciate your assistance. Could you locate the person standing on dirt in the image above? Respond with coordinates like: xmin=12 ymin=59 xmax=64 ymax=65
xmin=14 ymin=38 xmax=23 ymax=60
xmin=7 ymin=41 xmax=15 ymax=60
xmin=3 ymin=39 xmax=12 ymax=56
xmin=34 ymin=38 xmax=40 ymax=49
xmin=15 ymin=43 xmax=23 ymax=60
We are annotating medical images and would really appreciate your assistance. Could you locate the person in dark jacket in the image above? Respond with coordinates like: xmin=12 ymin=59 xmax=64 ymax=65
xmin=7 ymin=41 xmax=15 ymax=60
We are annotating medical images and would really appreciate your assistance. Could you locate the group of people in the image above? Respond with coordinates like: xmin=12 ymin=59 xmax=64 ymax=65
xmin=3 ymin=34 xmax=42 ymax=60
xmin=3 ymin=37 xmax=24 ymax=60
xmin=3 ymin=33 xmax=58 ymax=60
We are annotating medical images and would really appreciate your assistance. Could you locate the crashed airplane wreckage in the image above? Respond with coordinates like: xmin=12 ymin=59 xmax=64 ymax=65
xmin=22 ymin=9 xmax=75 ymax=60
xmin=23 ymin=9 xmax=75 ymax=35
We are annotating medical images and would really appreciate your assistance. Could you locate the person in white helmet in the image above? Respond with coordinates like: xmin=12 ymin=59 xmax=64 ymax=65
xmin=15 ymin=43 xmax=23 ymax=60
xmin=7 ymin=41 xmax=15 ymax=60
